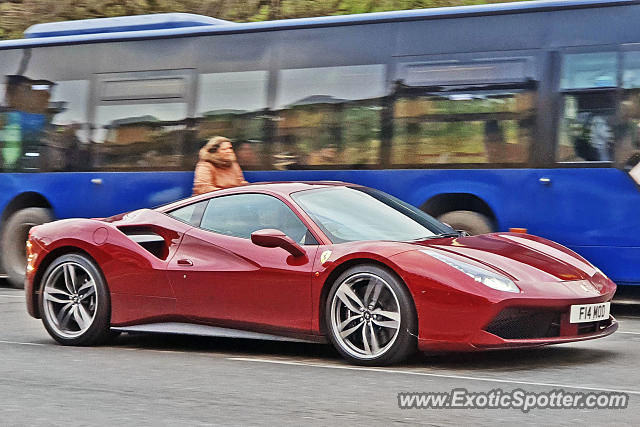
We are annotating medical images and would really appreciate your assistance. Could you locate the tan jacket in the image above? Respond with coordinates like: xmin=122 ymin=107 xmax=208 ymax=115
xmin=192 ymin=160 xmax=246 ymax=195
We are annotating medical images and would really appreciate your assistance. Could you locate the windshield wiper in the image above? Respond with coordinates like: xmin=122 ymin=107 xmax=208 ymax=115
xmin=437 ymin=232 xmax=464 ymax=238
xmin=409 ymin=232 xmax=459 ymax=241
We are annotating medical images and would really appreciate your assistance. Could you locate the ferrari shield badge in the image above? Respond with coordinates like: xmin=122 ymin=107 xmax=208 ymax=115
xmin=320 ymin=250 xmax=332 ymax=265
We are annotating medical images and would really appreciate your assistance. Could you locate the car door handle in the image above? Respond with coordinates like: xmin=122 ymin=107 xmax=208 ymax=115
xmin=177 ymin=259 xmax=193 ymax=266
xmin=539 ymin=177 xmax=551 ymax=185
xmin=91 ymin=178 xmax=103 ymax=185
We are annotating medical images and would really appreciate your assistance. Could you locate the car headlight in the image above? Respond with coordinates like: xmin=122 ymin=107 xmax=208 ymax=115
xmin=593 ymin=266 xmax=610 ymax=280
xmin=420 ymin=249 xmax=520 ymax=293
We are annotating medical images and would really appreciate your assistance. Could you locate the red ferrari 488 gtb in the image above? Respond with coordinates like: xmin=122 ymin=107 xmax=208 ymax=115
xmin=25 ymin=182 xmax=617 ymax=365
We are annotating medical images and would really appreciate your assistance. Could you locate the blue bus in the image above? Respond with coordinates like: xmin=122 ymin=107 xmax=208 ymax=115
xmin=1 ymin=0 xmax=640 ymax=288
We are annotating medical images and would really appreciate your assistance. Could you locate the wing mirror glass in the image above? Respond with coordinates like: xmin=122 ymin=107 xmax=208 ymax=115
xmin=251 ymin=229 xmax=305 ymax=257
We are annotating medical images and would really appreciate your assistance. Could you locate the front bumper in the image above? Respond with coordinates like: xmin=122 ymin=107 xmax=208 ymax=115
xmin=413 ymin=280 xmax=618 ymax=353
xmin=419 ymin=315 xmax=618 ymax=352
xmin=470 ymin=315 xmax=618 ymax=349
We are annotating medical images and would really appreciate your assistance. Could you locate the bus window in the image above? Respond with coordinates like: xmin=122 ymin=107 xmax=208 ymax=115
xmin=557 ymin=52 xmax=618 ymax=163
xmin=391 ymin=88 xmax=534 ymax=166
xmin=0 ymin=76 xmax=90 ymax=172
xmin=92 ymin=71 xmax=192 ymax=171
xmin=275 ymin=65 xmax=385 ymax=169
xmin=93 ymin=102 xmax=188 ymax=170
xmin=1 ymin=75 xmax=53 ymax=171
xmin=618 ymin=51 xmax=640 ymax=177
xmin=45 ymin=80 xmax=91 ymax=171
xmin=561 ymin=52 xmax=617 ymax=90
xmin=195 ymin=71 xmax=268 ymax=170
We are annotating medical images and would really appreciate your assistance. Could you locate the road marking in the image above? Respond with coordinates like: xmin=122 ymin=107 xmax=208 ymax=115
xmin=0 ymin=295 xmax=24 ymax=298
xmin=228 ymin=357 xmax=640 ymax=395
xmin=0 ymin=338 xmax=214 ymax=356
xmin=0 ymin=340 xmax=45 ymax=346
xmin=617 ymin=331 xmax=640 ymax=335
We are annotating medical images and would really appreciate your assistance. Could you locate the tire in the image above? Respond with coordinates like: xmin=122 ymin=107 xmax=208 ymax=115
xmin=437 ymin=210 xmax=493 ymax=235
xmin=38 ymin=253 xmax=112 ymax=346
xmin=1 ymin=207 xmax=52 ymax=289
xmin=325 ymin=264 xmax=417 ymax=366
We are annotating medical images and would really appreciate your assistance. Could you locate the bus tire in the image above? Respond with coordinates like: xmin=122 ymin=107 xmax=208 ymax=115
xmin=437 ymin=210 xmax=493 ymax=236
xmin=1 ymin=207 xmax=53 ymax=289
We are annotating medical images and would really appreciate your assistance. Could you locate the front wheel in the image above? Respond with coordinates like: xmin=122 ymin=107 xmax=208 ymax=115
xmin=325 ymin=265 xmax=417 ymax=366
xmin=38 ymin=253 xmax=112 ymax=346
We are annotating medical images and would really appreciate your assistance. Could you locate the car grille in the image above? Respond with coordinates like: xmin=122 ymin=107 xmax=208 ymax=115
xmin=576 ymin=317 xmax=613 ymax=335
xmin=485 ymin=308 xmax=561 ymax=339
xmin=485 ymin=307 xmax=613 ymax=340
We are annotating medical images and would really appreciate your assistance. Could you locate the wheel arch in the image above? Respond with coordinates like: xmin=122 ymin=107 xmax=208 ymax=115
xmin=318 ymin=258 xmax=416 ymax=335
xmin=420 ymin=192 xmax=498 ymax=229
xmin=30 ymin=246 xmax=103 ymax=319
xmin=1 ymin=192 xmax=53 ymax=227
xmin=0 ymin=193 xmax=54 ymax=255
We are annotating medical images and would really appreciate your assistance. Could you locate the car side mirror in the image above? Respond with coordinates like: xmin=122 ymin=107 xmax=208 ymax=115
xmin=251 ymin=229 xmax=305 ymax=258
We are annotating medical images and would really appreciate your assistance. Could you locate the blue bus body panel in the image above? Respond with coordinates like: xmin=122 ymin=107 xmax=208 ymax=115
xmin=0 ymin=172 xmax=193 ymax=220
xmin=2 ymin=167 xmax=639 ymax=284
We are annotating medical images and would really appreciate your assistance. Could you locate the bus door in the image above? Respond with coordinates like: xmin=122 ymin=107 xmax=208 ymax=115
xmin=536 ymin=49 xmax=640 ymax=283
xmin=86 ymin=69 xmax=197 ymax=215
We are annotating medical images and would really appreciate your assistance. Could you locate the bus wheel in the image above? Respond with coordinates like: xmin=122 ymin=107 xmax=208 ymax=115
xmin=437 ymin=210 xmax=493 ymax=236
xmin=1 ymin=207 xmax=52 ymax=289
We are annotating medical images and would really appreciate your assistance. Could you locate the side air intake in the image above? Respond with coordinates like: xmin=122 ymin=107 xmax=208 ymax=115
xmin=117 ymin=226 xmax=171 ymax=260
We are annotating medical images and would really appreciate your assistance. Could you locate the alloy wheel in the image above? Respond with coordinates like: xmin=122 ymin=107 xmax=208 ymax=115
xmin=42 ymin=262 xmax=98 ymax=339
xmin=330 ymin=272 xmax=401 ymax=360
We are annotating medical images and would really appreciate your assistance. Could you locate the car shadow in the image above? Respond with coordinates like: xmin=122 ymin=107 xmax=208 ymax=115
xmin=111 ymin=332 xmax=340 ymax=359
xmin=403 ymin=345 xmax=615 ymax=372
xmin=109 ymin=331 xmax=615 ymax=372
xmin=612 ymin=303 xmax=640 ymax=317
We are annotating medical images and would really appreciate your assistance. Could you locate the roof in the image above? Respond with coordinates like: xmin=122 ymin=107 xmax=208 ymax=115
xmin=156 ymin=181 xmax=352 ymax=212
xmin=1 ymin=1 xmax=638 ymax=49
xmin=24 ymin=13 xmax=230 ymax=39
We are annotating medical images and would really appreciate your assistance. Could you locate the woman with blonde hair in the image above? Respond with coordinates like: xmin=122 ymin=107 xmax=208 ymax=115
xmin=192 ymin=136 xmax=247 ymax=195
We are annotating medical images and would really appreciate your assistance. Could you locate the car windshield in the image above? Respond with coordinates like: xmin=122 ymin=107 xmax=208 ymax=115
xmin=292 ymin=187 xmax=455 ymax=243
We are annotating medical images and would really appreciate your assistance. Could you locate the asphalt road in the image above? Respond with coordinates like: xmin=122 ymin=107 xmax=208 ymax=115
xmin=1 ymin=284 xmax=639 ymax=426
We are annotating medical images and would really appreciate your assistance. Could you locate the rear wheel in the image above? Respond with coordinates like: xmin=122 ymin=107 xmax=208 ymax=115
xmin=437 ymin=210 xmax=493 ymax=235
xmin=38 ymin=253 xmax=112 ymax=346
xmin=1 ymin=207 xmax=52 ymax=289
xmin=326 ymin=265 xmax=417 ymax=366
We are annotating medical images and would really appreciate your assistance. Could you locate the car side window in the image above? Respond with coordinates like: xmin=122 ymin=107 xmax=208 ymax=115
xmin=200 ymin=193 xmax=316 ymax=244
xmin=167 ymin=200 xmax=208 ymax=226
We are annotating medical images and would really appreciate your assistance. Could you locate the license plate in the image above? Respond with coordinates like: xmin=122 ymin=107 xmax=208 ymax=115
xmin=569 ymin=302 xmax=610 ymax=323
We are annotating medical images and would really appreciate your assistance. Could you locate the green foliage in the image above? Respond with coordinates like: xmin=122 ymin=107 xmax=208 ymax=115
xmin=0 ymin=0 xmax=535 ymax=39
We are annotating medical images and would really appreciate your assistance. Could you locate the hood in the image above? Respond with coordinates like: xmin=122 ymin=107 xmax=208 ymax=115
xmin=414 ymin=232 xmax=599 ymax=283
